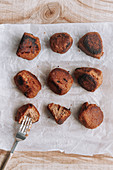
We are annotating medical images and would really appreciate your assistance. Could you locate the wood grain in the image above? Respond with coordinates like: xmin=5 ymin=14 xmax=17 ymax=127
xmin=1 ymin=0 xmax=113 ymax=169
xmin=0 ymin=0 xmax=113 ymax=24
xmin=1 ymin=150 xmax=113 ymax=170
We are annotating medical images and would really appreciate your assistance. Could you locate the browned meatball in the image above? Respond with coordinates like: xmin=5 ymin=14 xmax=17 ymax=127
xmin=78 ymin=102 xmax=103 ymax=129
xmin=16 ymin=32 xmax=41 ymax=60
xmin=47 ymin=103 xmax=71 ymax=124
xmin=15 ymin=103 xmax=40 ymax=124
xmin=78 ymin=32 xmax=104 ymax=59
xmin=74 ymin=67 xmax=103 ymax=92
xmin=50 ymin=33 xmax=73 ymax=54
xmin=14 ymin=70 xmax=41 ymax=98
xmin=48 ymin=68 xmax=73 ymax=95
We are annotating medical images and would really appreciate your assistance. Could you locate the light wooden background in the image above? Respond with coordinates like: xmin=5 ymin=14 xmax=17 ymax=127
xmin=1 ymin=0 xmax=113 ymax=169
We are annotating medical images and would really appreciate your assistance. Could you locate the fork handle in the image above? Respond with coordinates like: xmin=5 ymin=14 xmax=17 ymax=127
xmin=2 ymin=152 xmax=13 ymax=170
xmin=2 ymin=140 xmax=18 ymax=170
xmin=11 ymin=140 xmax=19 ymax=153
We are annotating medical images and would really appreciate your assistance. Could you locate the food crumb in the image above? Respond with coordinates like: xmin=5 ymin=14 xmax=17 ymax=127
xmin=44 ymin=32 xmax=46 ymax=34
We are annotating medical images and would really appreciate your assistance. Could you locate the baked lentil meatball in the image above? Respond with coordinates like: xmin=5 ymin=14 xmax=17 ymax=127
xmin=47 ymin=103 xmax=71 ymax=124
xmin=74 ymin=67 xmax=103 ymax=92
xmin=78 ymin=102 xmax=103 ymax=129
xmin=16 ymin=32 xmax=41 ymax=60
xmin=14 ymin=70 xmax=41 ymax=98
xmin=50 ymin=32 xmax=73 ymax=54
xmin=78 ymin=32 xmax=103 ymax=59
xmin=15 ymin=103 xmax=40 ymax=124
xmin=48 ymin=68 xmax=73 ymax=95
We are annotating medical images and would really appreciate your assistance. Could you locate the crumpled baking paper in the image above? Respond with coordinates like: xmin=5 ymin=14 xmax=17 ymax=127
xmin=0 ymin=23 xmax=113 ymax=156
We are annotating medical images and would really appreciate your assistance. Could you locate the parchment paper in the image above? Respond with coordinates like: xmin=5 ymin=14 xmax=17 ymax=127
xmin=0 ymin=23 xmax=113 ymax=156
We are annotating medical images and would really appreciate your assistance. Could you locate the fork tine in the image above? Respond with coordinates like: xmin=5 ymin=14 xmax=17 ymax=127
xmin=21 ymin=116 xmax=29 ymax=133
xmin=23 ymin=117 xmax=31 ymax=134
xmin=27 ymin=119 xmax=32 ymax=132
xmin=18 ymin=116 xmax=32 ymax=136
xmin=25 ymin=118 xmax=32 ymax=136
xmin=19 ymin=116 xmax=26 ymax=132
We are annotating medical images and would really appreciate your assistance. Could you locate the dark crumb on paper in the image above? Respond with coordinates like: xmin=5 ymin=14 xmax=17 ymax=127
xmin=57 ymin=66 xmax=59 ymax=67
xmin=48 ymin=116 xmax=51 ymax=118
xmin=70 ymin=104 xmax=72 ymax=106
xmin=78 ymin=49 xmax=80 ymax=52
xmin=44 ymin=32 xmax=46 ymax=34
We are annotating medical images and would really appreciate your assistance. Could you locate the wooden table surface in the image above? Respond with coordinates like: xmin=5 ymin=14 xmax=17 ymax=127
xmin=0 ymin=0 xmax=113 ymax=169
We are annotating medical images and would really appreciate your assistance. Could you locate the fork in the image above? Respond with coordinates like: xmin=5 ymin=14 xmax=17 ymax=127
xmin=2 ymin=116 xmax=32 ymax=170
